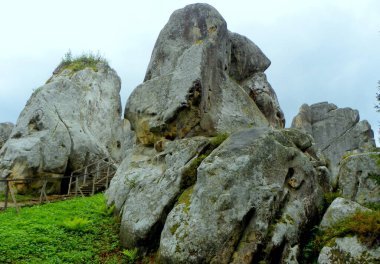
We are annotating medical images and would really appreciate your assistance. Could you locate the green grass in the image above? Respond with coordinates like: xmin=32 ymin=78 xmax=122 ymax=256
xmin=0 ymin=194 xmax=128 ymax=264
xmin=56 ymin=50 xmax=108 ymax=74
xmin=301 ymin=210 xmax=380 ymax=263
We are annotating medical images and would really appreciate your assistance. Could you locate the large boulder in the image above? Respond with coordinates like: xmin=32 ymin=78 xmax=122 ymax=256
xmin=337 ymin=153 xmax=380 ymax=205
xmin=317 ymin=198 xmax=379 ymax=264
xmin=291 ymin=102 xmax=375 ymax=184
xmin=107 ymin=136 xmax=211 ymax=248
xmin=0 ymin=122 xmax=14 ymax=149
xmin=159 ymin=128 xmax=328 ymax=263
xmin=319 ymin=197 xmax=370 ymax=228
xmin=0 ymin=62 xmax=127 ymax=193
xmin=125 ymin=3 xmax=284 ymax=146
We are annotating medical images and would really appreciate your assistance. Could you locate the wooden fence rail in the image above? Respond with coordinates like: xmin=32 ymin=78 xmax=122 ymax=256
xmin=0 ymin=157 xmax=117 ymax=212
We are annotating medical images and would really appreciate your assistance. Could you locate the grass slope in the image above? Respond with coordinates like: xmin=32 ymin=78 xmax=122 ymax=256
xmin=0 ymin=194 xmax=124 ymax=264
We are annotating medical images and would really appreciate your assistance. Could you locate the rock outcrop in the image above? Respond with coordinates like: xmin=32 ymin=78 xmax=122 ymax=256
xmin=319 ymin=197 xmax=370 ymax=228
xmin=0 ymin=62 xmax=127 ymax=193
xmin=317 ymin=198 xmax=379 ymax=264
xmin=106 ymin=3 xmax=326 ymax=263
xmin=159 ymin=128 xmax=328 ymax=263
xmin=318 ymin=236 xmax=380 ymax=264
xmin=0 ymin=122 xmax=14 ymax=149
xmin=125 ymin=3 xmax=284 ymax=146
xmin=337 ymin=153 xmax=380 ymax=205
xmin=291 ymin=102 xmax=375 ymax=184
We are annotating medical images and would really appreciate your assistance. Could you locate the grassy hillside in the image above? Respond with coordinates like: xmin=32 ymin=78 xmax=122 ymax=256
xmin=0 ymin=194 xmax=127 ymax=264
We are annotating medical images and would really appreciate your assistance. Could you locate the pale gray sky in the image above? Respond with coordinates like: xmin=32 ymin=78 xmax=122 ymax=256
xmin=0 ymin=0 xmax=379 ymax=141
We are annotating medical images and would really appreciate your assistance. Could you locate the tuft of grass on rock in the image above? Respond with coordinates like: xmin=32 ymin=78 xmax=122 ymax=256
xmin=55 ymin=50 xmax=108 ymax=75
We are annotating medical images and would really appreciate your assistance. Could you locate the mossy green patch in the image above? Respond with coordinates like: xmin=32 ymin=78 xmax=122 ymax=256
xmin=209 ymin=133 xmax=229 ymax=148
xmin=177 ymin=186 xmax=194 ymax=214
xmin=170 ymin=223 xmax=180 ymax=235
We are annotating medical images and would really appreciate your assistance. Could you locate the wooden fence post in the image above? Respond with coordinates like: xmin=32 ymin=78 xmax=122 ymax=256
xmin=106 ymin=166 xmax=110 ymax=189
xmin=4 ymin=180 xmax=9 ymax=210
xmin=8 ymin=181 xmax=19 ymax=214
xmin=75 ymin=175 xmax=78 ymax=196
xmin=68 ymin=172 xmax=73 ymax=195
xmin=39 ymin=178 xmax=49 ymax=203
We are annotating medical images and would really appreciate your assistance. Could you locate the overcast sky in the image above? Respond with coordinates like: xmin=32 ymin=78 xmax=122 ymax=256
xmin=1 ymin=0 xmax=379 ymax=141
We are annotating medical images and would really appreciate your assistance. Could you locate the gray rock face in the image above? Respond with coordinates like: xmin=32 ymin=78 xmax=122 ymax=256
xmin=159 ymin=128 xmax=328 ymax=263
xmin=0 ymin=63 xmax=126 ymax=192
xmin=337 ymin=153 xmax=380 ymax=205
xmin=319 ymin=197 xmax=370 ymax=229
xmin=318 ymin=198 xmax=379 ymax=264
xmin=106 ymin=136 xmax=210 ymax=248
xmin=291 ymin=102 xmax=375 ymax=184
xmin=318 ymin=236 xmax=380 ymax=264
xmin=0 ymin=122 xmax=14 ymax=149
xmin=125 ymin=3 xmax=284 ymax=146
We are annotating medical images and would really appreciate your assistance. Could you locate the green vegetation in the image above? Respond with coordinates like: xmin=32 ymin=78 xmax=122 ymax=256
xmin=0 ymin=194 xmax=132 ymax=264
xmin=317 ymin=210 xmax=380 ymax=247
xmin=209 ymin=133 xmax=229 ymax=148
xmin=122 ymin=248 xmax=139 ymax=264
xmin=323 ymin=191 xmax=341 ymax=207
xmin=301 ymin=210 xmax=380 ymax=263
xmin=183 ymin=154 xmax=208 ymax=182
xmin=368 ymin=172 xmax=380 ymax=185
xmin=177 ymin=185 xmax=194 ymax=214
xmin=56 ymin=50 xmax=108 ymax=75
xmin=182 ymin=133 xmax=229 ymax=186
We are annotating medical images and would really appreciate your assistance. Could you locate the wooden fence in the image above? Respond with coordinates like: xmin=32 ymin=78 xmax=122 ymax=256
xmin=0 ymin=157 xmax=117 ymax=212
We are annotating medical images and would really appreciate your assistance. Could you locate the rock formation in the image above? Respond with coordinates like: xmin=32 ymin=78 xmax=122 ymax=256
xmin=0 ymin=122 xmax=14 ymax=149
xmin=125 ymin=3 xmax=284 ymax=147
xmin=0 ymin=2 xmax=377 ymax=263
xmin=291 ymin=102 xmax=375 ymax=184
xmin=107 ymin=3 xmax=329 ymax=263
xmin=159 ymin=128 xmax=328 ymax=263
xmin=337 ymin=153 xmax=380 ymax=205
xmin=317 ymin=198 xmax=379 ymax=263
xmin=0 ymin=62 xmax=127 ymax=193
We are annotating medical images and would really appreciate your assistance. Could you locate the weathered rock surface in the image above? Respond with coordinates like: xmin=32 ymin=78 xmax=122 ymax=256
xmin=318 ymin=198 xmax=379 ymax=264
xmin=318 ymin=236 xmax=380 ymax=264
xmin=0 ymin=122 xmax=14 ymax=149
xmin=291 ymin=102 xmax=375 ymax=184
xmin=319 ymin=197 xmax=370 ymax=229
xmin=106 ymin=136 xmax=211 ymax=248
xmin=0 ymin=63 xmax=127 ymax=193
xmin=125 ymin=3 xmax=284 ymax=146
xmin=159 ymin=128 xmax=328 ymax=263
xmin=337 ymin=153 xmax=380 ymax=205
